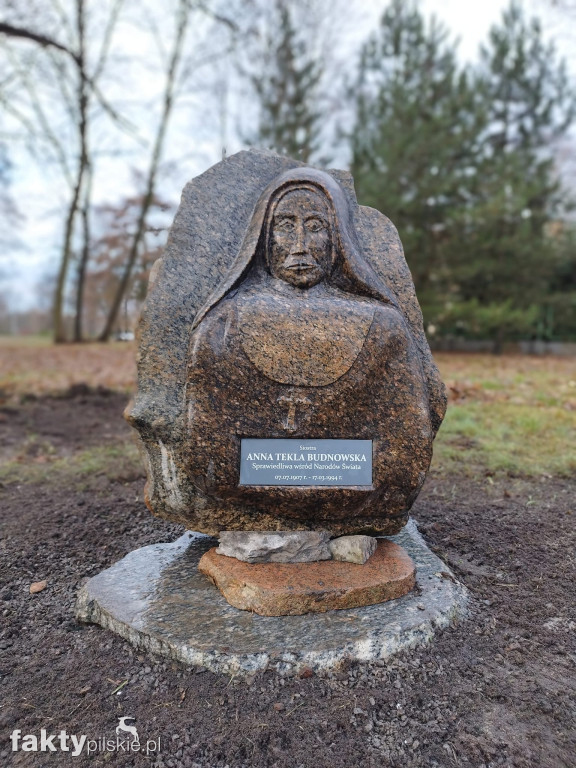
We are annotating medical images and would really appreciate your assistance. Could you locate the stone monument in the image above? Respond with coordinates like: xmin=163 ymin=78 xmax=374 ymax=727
xmin=126 ymin=155 xmax=445 ymax=527
xmin=122 ymin=151 xmax=446 ymax=614
xmin=77 ymin=152 xmax=464 ymax=671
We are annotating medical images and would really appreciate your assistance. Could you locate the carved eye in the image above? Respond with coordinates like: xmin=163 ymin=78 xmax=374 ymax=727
xmin=306 ymin=217 xmax=326 ymax=232
xmin=274 ymin=217 xmax=294 ymax=232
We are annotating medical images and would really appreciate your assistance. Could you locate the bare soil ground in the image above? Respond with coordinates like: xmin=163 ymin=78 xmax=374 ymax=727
xmin=0 ymin=391 xmax=574 ymax=768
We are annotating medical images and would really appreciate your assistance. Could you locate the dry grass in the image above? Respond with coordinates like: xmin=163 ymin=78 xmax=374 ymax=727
xmin=433 ymin=352 xmax=576 ymax=477
xmin=1 ymin=337 xmax=574 ymax=477
xmin=0 ymin=336 xmax=136 ymax=399
xmin=435 ymin=352 xmax=576 ymax=410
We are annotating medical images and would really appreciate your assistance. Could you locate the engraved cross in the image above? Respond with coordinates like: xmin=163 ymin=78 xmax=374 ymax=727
xmin=277 ymin=393 xmax=312 ymax=433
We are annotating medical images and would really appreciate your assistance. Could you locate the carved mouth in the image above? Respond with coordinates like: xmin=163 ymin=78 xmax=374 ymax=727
xmin=286 ymin=262 xmax=317 ymax=271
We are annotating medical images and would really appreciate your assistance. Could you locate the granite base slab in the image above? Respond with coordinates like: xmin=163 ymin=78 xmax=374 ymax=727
xmin=75 ymin=520 xmax=469 ymax=677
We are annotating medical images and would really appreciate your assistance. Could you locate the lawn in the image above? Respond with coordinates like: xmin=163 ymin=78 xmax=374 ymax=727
xmin=0 ymin=336 xmax=136 ymax=399
xmin=1 ymin=336 xmax=574 ymax=480
xmin=433 ymin=352 xmax=576 ymax=477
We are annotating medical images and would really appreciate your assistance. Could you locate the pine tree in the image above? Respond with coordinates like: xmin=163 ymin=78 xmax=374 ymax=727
xmin=246 ymin=0 xmax=324 ymax=163
xmin=350 ymin=0 xmax=576 ymax=345
xmin=445 ymin=1 xmax=576 ymax=345
xmin=481 ymin=1 xmax=574 ymax=157
xmin=350 ymin=0 xmax=485 ymax=312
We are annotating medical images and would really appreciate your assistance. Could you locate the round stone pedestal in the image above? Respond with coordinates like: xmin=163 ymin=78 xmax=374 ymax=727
xmin=75 ymin=520 xmax=468 ymax=677
xmin=199 ymin=540 xmax=415 ymax=616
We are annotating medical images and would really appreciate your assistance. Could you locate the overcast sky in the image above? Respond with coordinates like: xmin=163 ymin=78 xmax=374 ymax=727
xmin=2 ymin=0 xmax=574 ymax=311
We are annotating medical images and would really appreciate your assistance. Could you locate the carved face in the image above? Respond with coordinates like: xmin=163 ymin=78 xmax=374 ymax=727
xmin=268 ymin=188 xmax=333 ymax=288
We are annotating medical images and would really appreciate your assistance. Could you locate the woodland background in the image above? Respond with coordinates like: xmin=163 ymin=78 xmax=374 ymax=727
xmin=0 ymin=0 xmax=575 ymax=348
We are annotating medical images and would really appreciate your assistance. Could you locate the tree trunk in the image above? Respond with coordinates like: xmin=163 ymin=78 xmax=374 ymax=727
xmin=98 ymin=0 xmax=189 ymax=342
xmin=492 ymin=326 xmax=504 ymax=355
xmin=53 ymin=0 xmax=89 ymax=343
xmin=53 ymin=179 xmax=82 ymax=343
xmin=73 ymin=174 xmax=91 ymax=342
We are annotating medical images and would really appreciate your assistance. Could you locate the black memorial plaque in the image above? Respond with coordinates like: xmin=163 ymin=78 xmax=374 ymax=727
xmin=239 ymin=439 xmax=373 ymax=487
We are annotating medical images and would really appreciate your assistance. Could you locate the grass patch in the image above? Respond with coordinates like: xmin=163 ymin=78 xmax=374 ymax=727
xmin=432 ymin=353 xmax=576 ymax=477
xmin=0 ymin=334 xmax=52 ymax=347
xmin=0 ymin=441 xmax=143 ymax=489
xmin=433 ymin=401 xmax=576 ymax=477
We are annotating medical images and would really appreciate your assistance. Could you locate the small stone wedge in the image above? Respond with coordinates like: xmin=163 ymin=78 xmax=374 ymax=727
xmin=217 ymin=530 xmax=331 ymax=563
xmin=329 ymin=535 xmax=377 ymax=564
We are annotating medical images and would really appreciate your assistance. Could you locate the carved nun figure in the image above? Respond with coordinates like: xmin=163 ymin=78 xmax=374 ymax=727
xmin=184 ymin=167 xmax=443 ymax=534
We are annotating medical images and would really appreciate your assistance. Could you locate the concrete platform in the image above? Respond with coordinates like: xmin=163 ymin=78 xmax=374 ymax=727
xmin=75 ymin=520 xmax=469 ymax=677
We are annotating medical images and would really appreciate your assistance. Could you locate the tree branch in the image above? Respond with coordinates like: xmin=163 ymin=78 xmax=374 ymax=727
xmin=0 ymin=21 xmax=80 ymax=65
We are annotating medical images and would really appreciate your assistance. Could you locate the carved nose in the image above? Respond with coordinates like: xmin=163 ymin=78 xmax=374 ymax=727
xmin=290 ymin=222 xmax=307 ymax=254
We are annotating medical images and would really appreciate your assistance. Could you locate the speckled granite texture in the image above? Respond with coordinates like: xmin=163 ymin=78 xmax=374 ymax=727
xmin=75 ymin=520 xmax=468 ymax=677
xmin=125 ymin=151 xmax=447 ymax=535
xmin=198 ymin=539 xmax=415 ymax=616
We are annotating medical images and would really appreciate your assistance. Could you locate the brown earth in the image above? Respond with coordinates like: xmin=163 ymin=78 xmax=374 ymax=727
xmin=0 ymin=392 xmax=574 ymax=768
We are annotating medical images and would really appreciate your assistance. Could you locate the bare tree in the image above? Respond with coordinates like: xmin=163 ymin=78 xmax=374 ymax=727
xmin=53 ymin=0 xmax=90 ymax=343
xmin=98 ymin=0 xmax=191 ymax=341
xmin=0 ymin=20 xmax=79 ymax=61
xmin=1 ymin=0 xmax=247 ymax=342
xmin=71 ymin=0 xmax=124 ymax=341
xmin=83 ymin=191 xmax=172 ymax=336
xmin=98 ymin=0 xmax=241 ymax=340
xmin=0 ymin=0 xmax=127 ymax=342
xmin=0 ymin=144 xmax=21 ymax=252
